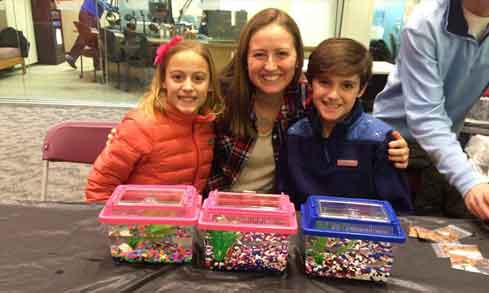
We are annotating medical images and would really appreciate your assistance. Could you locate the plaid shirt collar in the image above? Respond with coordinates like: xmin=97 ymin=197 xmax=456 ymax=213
xmin=206 ymin=83 xmax=308 ymax=193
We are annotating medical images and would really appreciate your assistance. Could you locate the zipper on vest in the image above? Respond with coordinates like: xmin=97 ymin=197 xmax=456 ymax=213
xmin=192 ymin=123 xmax=200 ymax=187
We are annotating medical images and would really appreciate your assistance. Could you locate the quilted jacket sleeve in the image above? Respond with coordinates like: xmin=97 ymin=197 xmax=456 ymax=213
xmin=85 ymin=115 xmax=153 ymax=203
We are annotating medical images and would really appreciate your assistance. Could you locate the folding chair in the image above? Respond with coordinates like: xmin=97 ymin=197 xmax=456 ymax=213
xmin=99 ymin=28 xmax=125 ymax=88
xmin=73 ymin=21 xmax=100 ymax=81
xmin=123 ymin=30 xmax=150 ymax=91
xmin=41 ymin=120 xmax=118 ymax=201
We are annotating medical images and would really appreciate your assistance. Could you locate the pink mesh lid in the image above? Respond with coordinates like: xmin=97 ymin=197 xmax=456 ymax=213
xmin=98 ymin=185 xmax=201 ymax=225
xmin=197 ymin=191 xmax=297 ymax=234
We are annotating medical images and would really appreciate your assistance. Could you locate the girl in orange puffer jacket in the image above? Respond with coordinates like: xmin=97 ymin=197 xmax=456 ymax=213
xmin=85 ymin=37 xmax=224 ymax=203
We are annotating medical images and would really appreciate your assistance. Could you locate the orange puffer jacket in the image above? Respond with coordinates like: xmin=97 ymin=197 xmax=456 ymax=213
xmin=85 ymin=105 xmax=216 ymax=203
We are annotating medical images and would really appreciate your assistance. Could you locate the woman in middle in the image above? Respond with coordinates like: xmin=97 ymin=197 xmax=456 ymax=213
xmin=206 ymin=8 xmax=409 ymax=194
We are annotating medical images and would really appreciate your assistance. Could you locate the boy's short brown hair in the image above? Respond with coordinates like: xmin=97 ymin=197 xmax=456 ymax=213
xmin=306 ymin=38 xmax=372 ymax=89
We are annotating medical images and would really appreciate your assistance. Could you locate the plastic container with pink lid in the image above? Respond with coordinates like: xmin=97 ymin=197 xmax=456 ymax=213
xmin=197 ymin=190 xmax=297 ymax=273
xmin=98 ymin=184 xmax=201 ymax=264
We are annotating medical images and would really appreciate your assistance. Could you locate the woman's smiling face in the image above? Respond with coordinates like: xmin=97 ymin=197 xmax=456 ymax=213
xmin=246 ymin=23 xmax=297 ymax=97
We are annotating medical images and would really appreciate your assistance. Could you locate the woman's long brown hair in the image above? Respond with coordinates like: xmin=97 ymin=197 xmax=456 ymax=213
xmin=220 ymin=8 xmax=304 ymax=138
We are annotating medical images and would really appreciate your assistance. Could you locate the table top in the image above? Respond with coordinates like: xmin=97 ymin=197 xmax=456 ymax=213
xmin=372 ymin=61 xmax=395 ymax=75
xmin=303 ymin=60 xmax=394 ymax=76
xmin=1 ymin=202 xmax=488 ymax=292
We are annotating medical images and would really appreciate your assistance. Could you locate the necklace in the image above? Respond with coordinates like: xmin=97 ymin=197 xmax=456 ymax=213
xmin=255 ymin=114 xmax=275 ymax=133
xmin=253 ymin=94 xmax=282 ymax=135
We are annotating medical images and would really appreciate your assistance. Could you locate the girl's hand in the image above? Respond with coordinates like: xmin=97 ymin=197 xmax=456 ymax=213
xmin=388 ymin=130 xmax=409 ymax=169
xmin=106 ymin=128 xmax=117 ymax=146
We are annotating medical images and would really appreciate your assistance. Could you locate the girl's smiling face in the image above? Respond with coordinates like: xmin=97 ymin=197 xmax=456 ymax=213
xmin=163 ymin=50 xmax=210 ymax=114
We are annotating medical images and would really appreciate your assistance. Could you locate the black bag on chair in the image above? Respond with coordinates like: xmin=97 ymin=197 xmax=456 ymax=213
xmin=0 ymin=27 xmax=30 ymax=57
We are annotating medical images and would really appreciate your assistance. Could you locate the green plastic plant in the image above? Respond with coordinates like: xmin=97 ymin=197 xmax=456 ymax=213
xmin=308 ymin=237 xmax=327 ymax=265
xmin=208 ymin=230 xmax=239 ymax=261
xmin=145 ymin=224 xmax=176 ymax=236
xmin=127 ymin=224 xmax=176 ymax=248
xmin=335 ymin=240 xmax=357 ymax=255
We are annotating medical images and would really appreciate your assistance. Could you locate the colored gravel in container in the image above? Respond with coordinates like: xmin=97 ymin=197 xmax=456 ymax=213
xmin=304 ymin=236 xmax=393 ymax=281
xmin=301 ymin=195 xmax=406 ymax=282
xmin=98 ymin=185 xmax=202 ymax=265
xmin=198 ymin=191 xmax=298 ymax=273
xmin=108 ymin=224 xmax=193 ymax=263
xmin=203 ymin=231 xmax=290 ymax=272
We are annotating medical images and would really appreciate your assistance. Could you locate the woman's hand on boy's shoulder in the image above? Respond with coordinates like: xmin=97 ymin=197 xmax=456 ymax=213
xmin=106 ymin=128 xmax=117 ymax=146
xmin=388 ymin=130 xmax=409 ymax=169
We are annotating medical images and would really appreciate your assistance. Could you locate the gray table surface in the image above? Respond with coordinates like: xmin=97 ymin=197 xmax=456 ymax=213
xmin=1 ymin=202 xmax=488 ymax=293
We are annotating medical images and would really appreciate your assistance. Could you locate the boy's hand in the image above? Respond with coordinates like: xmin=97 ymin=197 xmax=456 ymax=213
xmin=388 ymin=130 xmax=409 ymax=169
xmin=106 ymin=128 xmax=117 ymax=146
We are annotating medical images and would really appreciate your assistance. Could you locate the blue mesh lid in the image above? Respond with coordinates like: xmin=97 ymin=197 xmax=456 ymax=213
xmin=301 ymin=195 xmax=406 ymax=243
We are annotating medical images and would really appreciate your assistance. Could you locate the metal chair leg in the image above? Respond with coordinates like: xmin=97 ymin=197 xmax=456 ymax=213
xmin=116 ymin=62 xmax=120 ymax=89
xmin=93 ymin=59 xmax=97 ymax=82
xmin=41 ymin=160 xmax=49 ymax=201
xmin=125 ymin=63 xmax=130 ymax=92
xmin=80 ymin=56 xmax=84 ymax=79
xmin=21 ymin=58 xmax=26 ymax=75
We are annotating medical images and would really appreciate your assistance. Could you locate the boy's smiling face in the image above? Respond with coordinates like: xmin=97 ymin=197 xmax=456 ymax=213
xmin=311 ymin=73 xmax=366 ymax=137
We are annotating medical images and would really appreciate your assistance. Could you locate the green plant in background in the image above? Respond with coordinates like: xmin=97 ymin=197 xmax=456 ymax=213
xmin=335 ymin=240 xmax=357 ymax=255
xmin=127 ymin=224 xmax=176 ymax=248
xmin=127 ymin=236 xmax=143 ymax=249
xmin=145 ymin=224 xmax=176 ymax=236
xmin=307 ymin=237 xmax=327 ymax=265
xmin=208 ymin=231 xmax=238 ymax=261
xmin=306 ymin=238 xmax=358 ymax=264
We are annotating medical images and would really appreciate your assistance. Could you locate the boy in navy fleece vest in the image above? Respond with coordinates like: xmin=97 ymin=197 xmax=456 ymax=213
xmin=277 ymin=38 xmax=412 ymax=213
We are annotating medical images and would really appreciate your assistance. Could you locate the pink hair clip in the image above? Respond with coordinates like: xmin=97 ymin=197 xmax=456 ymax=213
xmin=153 ymin=35 xmax=184 ymax=65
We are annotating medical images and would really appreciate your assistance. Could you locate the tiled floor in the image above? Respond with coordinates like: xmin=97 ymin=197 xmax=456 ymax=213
xmin=0 ymin=104 xmax=128 ymax=203
xmin=0 ymin=61 xmax=145 ymax=107
xmin=0 ymin=62 xmax=145 ymax=203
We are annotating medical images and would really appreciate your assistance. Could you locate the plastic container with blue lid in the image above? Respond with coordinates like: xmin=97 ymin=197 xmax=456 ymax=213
xmin=300 ymin=195 xmax=406 ymax=282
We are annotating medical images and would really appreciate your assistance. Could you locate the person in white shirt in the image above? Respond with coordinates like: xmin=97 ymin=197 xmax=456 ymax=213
xmin=373 ymin=0 xmax=489 ymax=220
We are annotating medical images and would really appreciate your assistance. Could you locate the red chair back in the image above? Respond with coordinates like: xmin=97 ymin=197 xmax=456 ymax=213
xmin=42 ymin=120 xmax=117 ymax=163
xmin=41 ymin=120 xmax=118 ymax=201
